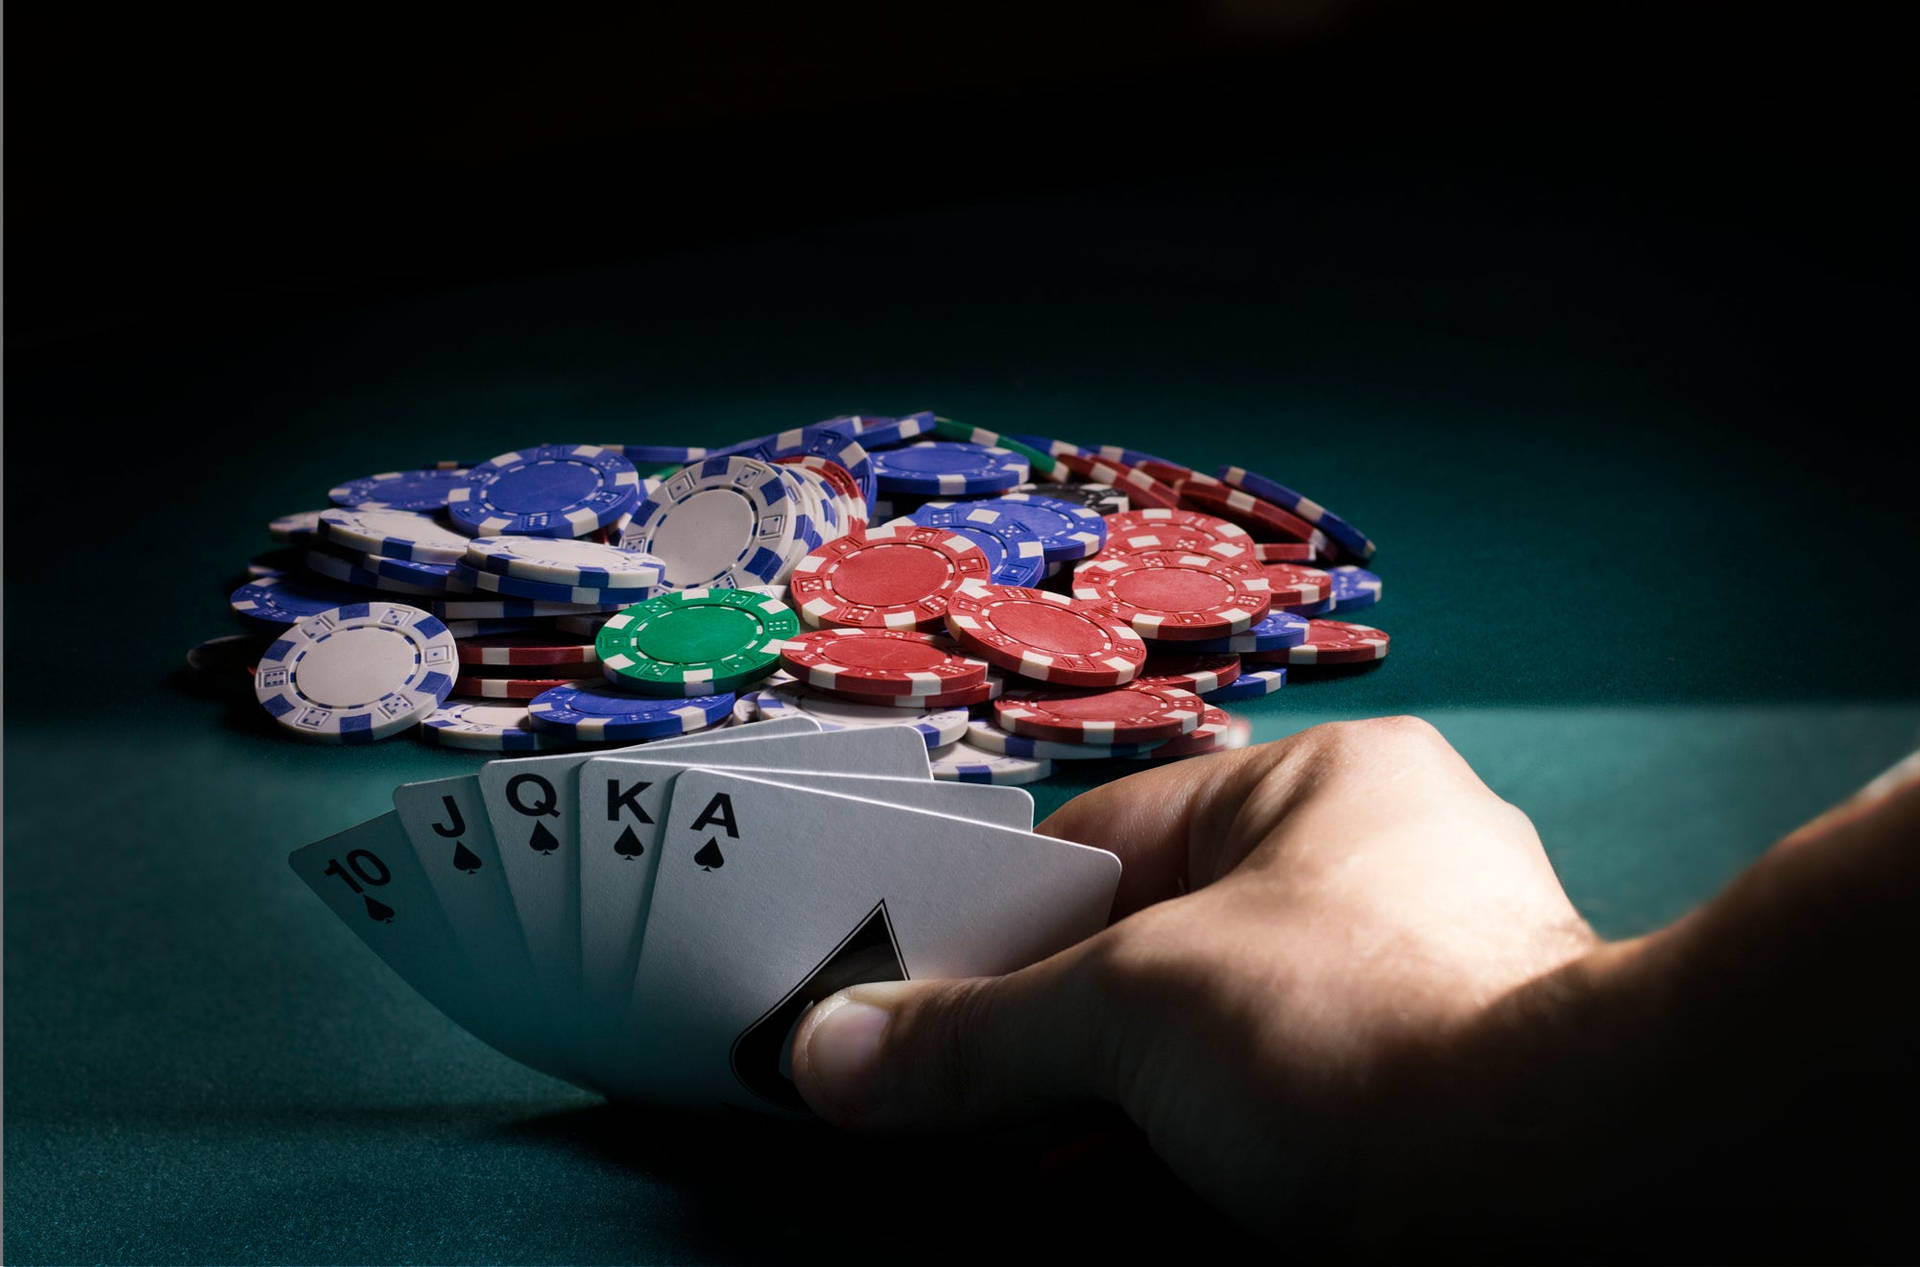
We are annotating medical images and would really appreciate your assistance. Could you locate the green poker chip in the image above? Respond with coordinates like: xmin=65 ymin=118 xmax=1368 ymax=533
xmin=928 ymin=418 xmax=1058 ymax=476
xmin=595 ymin=588 xmax=799 ymax=697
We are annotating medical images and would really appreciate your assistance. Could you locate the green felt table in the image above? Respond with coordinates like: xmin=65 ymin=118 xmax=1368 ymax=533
xmin=7 ymin=171 xmax=1917 ymax=1263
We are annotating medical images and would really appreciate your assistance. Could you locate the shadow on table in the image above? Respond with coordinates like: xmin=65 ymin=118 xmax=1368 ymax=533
xmin=494 ymin=1100 xmax=1264 ymax=1260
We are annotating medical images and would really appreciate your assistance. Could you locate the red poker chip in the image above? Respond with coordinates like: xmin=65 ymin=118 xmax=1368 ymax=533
xmin=780 ymin=628 xmax=989 ymax=697
xmin=1134 ymin=459 xmax=1223 ymax=492
xmin=1252 ymin=540 xmax=1319 ymax=564
xmin=789 ymin=524 xmax=991 ymax=630
xmin=1285 ymin=619 xmax=1391 ymax=666
xmin=1071 ymin=550 xmax=1273 ymax=642
xmin=1053 ymin=453 xmax=1183 ymax=510
xmin=454 ymin=672 xmax=600 ymax=700
xmin=1099 ymin=508 xmax=1252 ymax=561
xmin=994 ymin=682 xmax=1205 ymax=744
xmin=1259 ymin=562 xmax=1333 ymax=606
xmin=456 ymin=630 xmax=601 ymax=667
xmin=943 ymin=582 xmax=1148 ymax=687
xmin=778 ymin=455 xmax=868 ymax=529
xmin=1133 ymin=706 xmax=1248 ymax=759
xmin=1179 ymin=480 xmax=1320 ymax=544
xmin=1133 ymin=651 xmax=1242 ymax=695
xmin=864 ymin=672 xmax=1005 ymax=708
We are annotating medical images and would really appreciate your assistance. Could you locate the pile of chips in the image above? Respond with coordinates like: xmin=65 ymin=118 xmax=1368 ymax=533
xmin=193 ymin=414 xmax=1388 ymax=783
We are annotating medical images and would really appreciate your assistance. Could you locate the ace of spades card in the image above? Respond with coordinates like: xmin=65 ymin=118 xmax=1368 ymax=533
xmin=609 ymin=769 xmax=1120 ymax=1110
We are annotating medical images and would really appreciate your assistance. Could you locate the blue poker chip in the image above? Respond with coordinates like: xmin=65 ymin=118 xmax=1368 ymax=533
xmin=1328 ymin=565 xmax=1383 ymax=613
xmin=328 ymin=467 xmax=469 ymax=511
xmin=302 ymin=549 xmax=446 ymax=597
xmin=1216 ymin=465 xmax=1376 ymax=562
xmin=525 ymin=681 xmax=733 ymax=741
xmin=900 ymin=504 xmax=1047 ymax=586
xmin=448 ymin=444 xmax=643 ymax=538
xmin=601 ymin=443 xmax=709 ymax=464
xmin=1201 ymin=666 xmax=1287 ymax=701
xmin=850 ymin=411 xmax=938 ymax=451
xmin=971 ymin=493 xmax=1108 ymax=563
xmin=1182 ymin=609 xmax=1312 ymax=654
xmin=1281 ymin=595 xmax=1338 ymax=618
xmin=871 ymin=441 xmax=1029 ymax=496
xmin=231 ymin=574 xmax=370 ymax=626
xmin=448 ymin=564 xmax=646 ymax=609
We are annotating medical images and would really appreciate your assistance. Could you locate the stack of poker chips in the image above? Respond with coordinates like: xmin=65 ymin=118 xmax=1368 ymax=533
xmin=191 ymin=414 xmax=1387 ymax=782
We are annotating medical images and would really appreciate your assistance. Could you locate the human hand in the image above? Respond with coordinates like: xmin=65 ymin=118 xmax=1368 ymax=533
xmin=789 ymin=717 xmax=1601 ymax=1238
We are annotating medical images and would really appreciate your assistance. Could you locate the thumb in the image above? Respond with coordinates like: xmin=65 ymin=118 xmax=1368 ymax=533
xmin=790 ymin=956 xmax=1113 ymax=1130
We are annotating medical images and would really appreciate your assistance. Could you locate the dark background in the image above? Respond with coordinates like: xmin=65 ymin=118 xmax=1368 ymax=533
xmin=7 ymin=5 xmax=1918 ymax=1263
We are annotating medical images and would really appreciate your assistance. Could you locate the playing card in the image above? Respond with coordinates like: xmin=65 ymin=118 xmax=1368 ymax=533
xmin=608 ymin=771 xmax=1121 ymax=1109
xmin=391 ymin=772 xmax=583 ymax=1084
xmin=477 ymin=717 xmax=823 ymax=1015
xmin=288 ymin=812 xmax=568 ymax=1078
xmin=574 ymin=731 xmax=1027 ymax=1075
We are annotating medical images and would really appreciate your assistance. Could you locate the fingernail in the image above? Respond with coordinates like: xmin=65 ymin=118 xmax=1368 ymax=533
xmin=799 ymin=992 xmax=892 ymax=1118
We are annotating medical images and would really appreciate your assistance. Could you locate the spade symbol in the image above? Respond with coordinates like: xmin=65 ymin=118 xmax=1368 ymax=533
xmin=528 ymin=822 xmax=559 ymax=855
xmin=614 ymin=826 xmax=646 ymax=860
xmin=364 ymin=895 xmax=396 ymax=923
xmin=730 ymin=901 xmax=906 ymax=1110
xmin=452 ymin=842 xmax=482 ymax=873
xmin=693 ymin=838 xmax=725 ymax=871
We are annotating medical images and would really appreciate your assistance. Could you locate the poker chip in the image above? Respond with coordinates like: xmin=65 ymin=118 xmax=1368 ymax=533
xmin=1280 ymin=595 xmax=1338 ymax=618
xmin=597 ymin=588 xmax=798 ymax=696
xmin=968 ymin=493 xmax=1107 ymax=563
xmin=780 ymin=454 xmax=871 ymax=526
xmin=328 ymin=468 xmax=468 ymax=511
xmin=421 ymin=699 xmax=570 ymax=751
xmin=779 ymin=628 xmax=989 ymax=697
xmin=1092 ymin=444 xmax=1170 ymax=468
xmin=1071 ymin=551 xmax=1272 ymax=641
xmin=1130 ymin=706 xmax=1246 ymax=759
xmin=789 ymin=525 xmax=991 ymax=630
xmin=1133 ymin=458 xmax=1223 ymax=493
xmin=185 ymin=633 xmax=271 ymax=688
xmin=1006 ymin=432 xmax=1100 ymax=462
xmin=1182 ymin=609 xmax=1312 ymax=654
xmin=453 ymin=672 xmax=599 ymax=700
xmin=1011 ymin=482 xmax=1128 ymax=514
xmin=1252 ymin=540 xmax=1320 ymax=563
xmin=463 ymin=536 xmax=665 ymax=590
xmin=963 ymin=718 xmax=1166 ymax=761
xmin=863 ymin=672 xmax=1006 ymax=709
xmin=230 ymin=574 xmax=366 ymax=627
xmin=1179 ymin=480 xmax=1319 ymax=545
xmin=254 ymin=602 xmax=458 ymax=743
xmin=1217 ymin=465 xmax=1376 ymax=562
xmin=1201 ymin=666 xmax=1286 ymax=700
xmin=1134 ymin=651 xmax=1242 ymax=696
xmin=317 ymin=508 xmax=473 ymax=565
xmin=750 ymin=681 xmax=970 ymax=749
xmin=899 ymin=503 xmax=1048 ymax=586
xmin=1053 ymin=453 xmax=1182 ymax=509
xmin=927 ymin=741 xmax=1054 ymax=786
xmin=619 ymin=454 xmax=806 ymax=590
xmin=1328 ymin=565 xmax=1384 ymax=613
xmin=1283 ymin=620 xmax=1390 ymax=666
xmin=526 ymin=681 xmax=734 ymax=741
xmin=447 ymin=444 xmax=642 ymax=538
xmin=302 ymin=549 xmax=445 ymax=597
xmin=1099 ymin=508 xmax=1251 ymax=560
xmin=942 ymin=583 xmax=1148 ymax=687
xmin=432 ymin=595 xmax=613 ymax=620
xmin=870 ymin=440 xmax=1029 ymax=496
xmin=927 ymin=418 xmax=1060 ymax=477
xmin=789 ymin=426 xmax=877 ymax=515
xmin=456 ymin=631 xmax=601 ymax=667
xmin=1259 ymin=563 xmax=1333 ymax=606
xmin=267 ymin=510 xmax=328 ymax=545
xmin=449 ymin=564 xmax=644 ymax=609
xmin=440 ymin=619 xmax=539 ymax=639
xmin=849 ymin=411 xmax=938 ymax=450
xmin=601 ymin=443 xmax=708 ymax=464
xmin=994 ymin=683 xmax=1204 ymax=745
xmin=320 ymin=544 xmax=461 ymax=591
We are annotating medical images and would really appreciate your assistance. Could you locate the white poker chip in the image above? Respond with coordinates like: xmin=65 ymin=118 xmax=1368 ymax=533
xmin=316 ymin=508 xmax=473 ymax=565
xmin=749 ymin=680 xmax=969 ymax=749
xmin=926 ymin=741 xmax=1054 ymax=785
xmin=618 ymin=455 xmax=805 ymax=590
xmin=463 ymin=536 xmax=665 ymax=590
xmin=255 ymin=602 xmax=458 ymax=743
